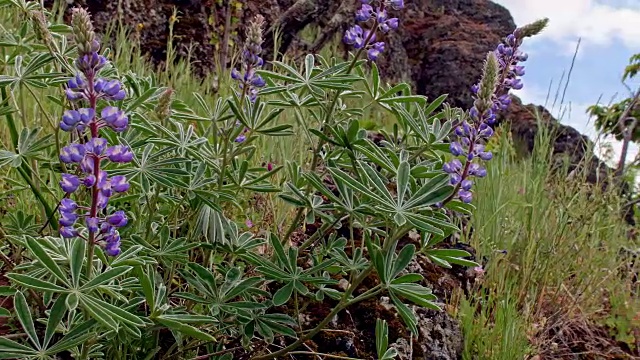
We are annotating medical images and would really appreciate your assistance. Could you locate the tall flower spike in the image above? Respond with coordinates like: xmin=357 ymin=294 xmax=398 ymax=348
xmin=57 ymin=7 xmax=133 ymax=257
xmin=231 ymin=14 xmax=266 ymax=103
xmin=30 ymin=11 xmax=57 ymax=54
xmin=443 ymin=19 xmax=546 ymax=204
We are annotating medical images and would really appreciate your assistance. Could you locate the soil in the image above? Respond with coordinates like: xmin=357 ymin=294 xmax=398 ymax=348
xmin=0 ymin=270 xmax=13 ymax=337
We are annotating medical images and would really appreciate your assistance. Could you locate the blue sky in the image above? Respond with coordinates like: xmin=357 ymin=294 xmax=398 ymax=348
xmin=493 ymin=0 xmax=640 ymax=165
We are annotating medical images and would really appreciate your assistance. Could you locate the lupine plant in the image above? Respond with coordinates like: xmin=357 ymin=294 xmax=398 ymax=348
xmin=0 ymin=0 xmax=547 ymax=358
xmin=57 ymin=8 xmax=132 ymax=260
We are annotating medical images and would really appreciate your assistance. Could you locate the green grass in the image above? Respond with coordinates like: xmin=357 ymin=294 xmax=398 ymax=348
xmin=455 ymin=113 xmax=639 ymax=359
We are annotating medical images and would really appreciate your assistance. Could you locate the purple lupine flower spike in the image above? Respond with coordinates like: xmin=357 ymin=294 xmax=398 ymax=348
xmin=56 ymin=7 xmax=135 ymax=257
xmin=230 ymin=15 xmax=266 ymax=103
xmin=442 ymin=20 xmax=549 ymax=204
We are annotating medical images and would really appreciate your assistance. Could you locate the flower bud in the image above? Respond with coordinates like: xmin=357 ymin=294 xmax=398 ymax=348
xmin=71 ymin=7 xmax=98 ymax=57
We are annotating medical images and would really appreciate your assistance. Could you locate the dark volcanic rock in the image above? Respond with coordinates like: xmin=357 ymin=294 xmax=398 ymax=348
xmin=395 ymin=0 xmax=515 ymax=107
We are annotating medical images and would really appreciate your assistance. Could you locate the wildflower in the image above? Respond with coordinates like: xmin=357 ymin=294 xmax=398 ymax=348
xmin=56 ymin=7 xmax=134 ymax=257
xmin=442 ymin=19 xmax=548 ymax=204
xmin=343 ymin=0 xmax=405 ymax=62
xmin=230 ymin=15 xmax=266 ymax=103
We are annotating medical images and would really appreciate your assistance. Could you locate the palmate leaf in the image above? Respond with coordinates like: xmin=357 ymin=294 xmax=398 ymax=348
xmin=114 ymin=142 xmax=191 ymax=189
xmin=0 ymin=128 xmax=53 ymax=168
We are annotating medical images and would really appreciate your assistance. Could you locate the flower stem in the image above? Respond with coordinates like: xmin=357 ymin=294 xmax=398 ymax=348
xmin=86 ymin=72 xmax=99 ymax=280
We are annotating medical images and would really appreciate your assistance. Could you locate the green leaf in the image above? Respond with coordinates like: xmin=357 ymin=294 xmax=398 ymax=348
xmin=66 ymin=292 xmax=79 ymax=311
xmin=427 ymin=249 xmax=472 ymax=258
xmin=81 ymin=266 xmax=133 ymax=291
xmin=25 ymin=236 xmax=68 ymax=286
xmin=371 ymin=62 xmax=381 ymax=98
xmin=376 ymin=318 xmax=388 ymax=358
xmin=6 ymin=273 xmax=68 ymax=292
xmin=14 ymin=292 xmax=40 ymax=349
xmin=391 ymin=283 xmax=439 ymax=310
xmin=391 ymin=273 xmax=423 ymax=284
xmin=392 ymin=244 xmax=415 ymax=279
xmin=80 ymin=294 xmax=145 ymax=328
xmin=43 ymin=294 xmax=68 ymax=348
xmin=380 ymin=95 xmax=427 ymax=105
xmin=0 ymin=307 xmax=10 ymax=317
xmin=69 ymin=237 xmax=85 ymax=288
xmin=304 ymin=54 xmax=315 ymax=80
xmin=329 ymin=167 xmax=385 ymax=204
xmin=138 ymin=266 xmax=155 ymax=312
xmin=125 ymin=87 xmax=158 ymax=113
xmin=389 ymin=293 xmax=418 ymax=335
xmin=272 ymin=281 xmax=294 ymax=306
xmin=0 ymin=286 xmax=14 ymax=296
xmin=0 ymin=337 xmax=34 ymax=355
xmin=46 ymin=319 xmax=97 ymax=354
xmin=405 ymin=214 xmax=444 ymax=237
xmin=159 ymin=314 xmax=218 ymax=324
xmin=155 ymin=316 xmax=216 ymax=342
xmin=423 ymin=94 xmax=448 ymax=117
xmin=396 ymin=161 xmax=410 ymax=204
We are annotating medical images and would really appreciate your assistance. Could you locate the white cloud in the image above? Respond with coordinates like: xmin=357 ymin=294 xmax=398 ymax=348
xmin=493 ymin=0 xmax=640 ymax=50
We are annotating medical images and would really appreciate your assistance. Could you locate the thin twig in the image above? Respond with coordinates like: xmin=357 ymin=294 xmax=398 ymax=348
xmin=288 ymin=351 xmax=362 ymax=360
xmin=614 ymin=87 xmax=640 ymax=180
xmin=190 ymin=345 xmax=245 ymax=360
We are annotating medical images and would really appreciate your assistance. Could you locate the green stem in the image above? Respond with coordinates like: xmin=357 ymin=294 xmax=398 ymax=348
xmin=0 ymin=86 xmax=18 ymax=149
xmin=16 ymin=165 xmax=57 ymax=230
xmin=298 ymin=214 xmax=348 ymax=252
xmin=143 ymin=187 xmax=161 ymax=242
